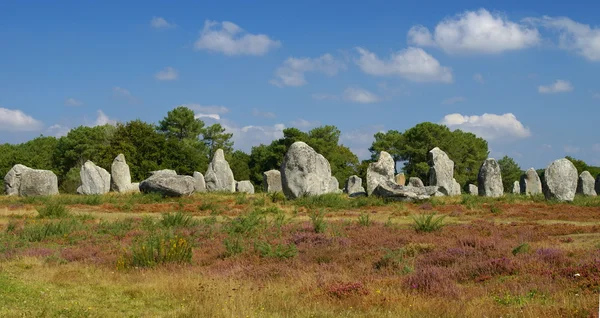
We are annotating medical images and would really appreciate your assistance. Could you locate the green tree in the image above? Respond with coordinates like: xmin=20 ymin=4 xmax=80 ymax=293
xmin=369 ymin=130 xmax=404 ymax=166
xmin=228 ymin=150 xmax=251 ymax=182
xmin=497 ymin=156 xmax=523 ymax=193
xmin=203 ymin=123 xmax=234 ymax=158
xmin=158 ymin=106 xmax=205 ymax=140
xmin=566 ymin=156 xmax=600 ymax=178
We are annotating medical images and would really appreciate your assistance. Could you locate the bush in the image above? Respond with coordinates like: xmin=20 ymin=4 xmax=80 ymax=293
xmin=512 ymin=243 xmax=530 ymax=256
xmin=98 ymin=219 xmax=134 ymax=238
xmin=357 ymin=212 xmax=371 ymax=227
xmin=309 ymin=210 xmax=327 ymax=234
xmin=20 ymin=219 xmax=82 ymax=242
xmin=36 ymin=202 xmax=70 ymax=219
xmin=160 ymin=212 xmax=197 ymax=228
xmin=223 ymin=236 xmax=244 ymax=257
xmin=129 ymin=233 xmax=192 ymax=268
xmin=411 ymin=213 xmax=447 ymax=233
xmin=223 ymin=210 xmax=266 ymax=236
xmin=254 ymin=241 xmax=298 ymax=259
xmin=373 ymin=248 xmax=413 ymax=274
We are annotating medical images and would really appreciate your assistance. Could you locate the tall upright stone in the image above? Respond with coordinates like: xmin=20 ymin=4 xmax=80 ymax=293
xmin=344 ymin=175 xmax=366 ymax=197
xmin=477 ymin=158 xmax=504 ymax=197
xmin=520 ymin=168 xmax=542 ymax=196
xmin=577 ymin=171 xmax=597 ymax=196
xmin=205 ymin=149 xmax=236 ymax=192
xmin=78 ymin=161 xmax=111 ymax=195
xmin=4 ymin=164 xmax=58 ymax=197
xmin=408 ymin=177 xmax=424 ymax=188
xmin=280 ymin=142 xmax=335 ymax=199
xmin=395 ymin=173 xmax=406 ymax=186
xmin=193 ymin=172 xmax=206 ymax=193
xmin=366 ymin=151 xmax=395 ymax=196
xmin=428 ymin=147 xmax=459 ymax=196
xmin=512 ymin=181 xmax=520 ymax=194
xmin=263 ymin=170 xmax=282 ymax=193
xmin=543 ymin=158 xmax=578 ymax=202
xmin=111 ymin=154 xmax=139 ymax=193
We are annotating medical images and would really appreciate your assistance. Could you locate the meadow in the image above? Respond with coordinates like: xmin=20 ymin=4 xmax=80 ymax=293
xmin=1 ymin=192 xmax=600 ymax=317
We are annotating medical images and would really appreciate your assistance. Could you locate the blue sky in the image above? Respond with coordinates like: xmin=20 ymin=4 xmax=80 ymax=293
xmin=1 ymin=0 xmax=599 ymax=170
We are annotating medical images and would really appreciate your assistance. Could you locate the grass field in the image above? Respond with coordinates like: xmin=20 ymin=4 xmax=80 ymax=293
xmin=1 ymin=192 xmax=600 ymax=317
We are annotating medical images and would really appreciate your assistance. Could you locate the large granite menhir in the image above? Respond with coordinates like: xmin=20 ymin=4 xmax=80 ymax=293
xmin=477 ymin=158 xmax=503 ymax=197
xmin=428 ymin=147 xmax=460 ymax=196
xmin=78 ymin=161 xmax=110 ymax=195
xmin=4 ymin=164 xmax=59 ymax=197
xmin=366 ymin=151 xmax=395 ymax=196
xmin=111 ymin=154 xmax=139 ymax=193
xmin=205 ymin=149 xmax=236 ymax=192
xmin=280 ymin=142 xmax=336 ymax=199
xmin=139 ymin=171 xmax=195 ymax=197
xmin=543 ymin=158 xmax=577 ymax=202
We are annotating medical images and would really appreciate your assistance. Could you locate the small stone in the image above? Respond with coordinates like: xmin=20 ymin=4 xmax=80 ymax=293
xmin=576 ymin=171 xmax=597 ymax=196
xmin=236 ymin=181 xmax=255 ymax=194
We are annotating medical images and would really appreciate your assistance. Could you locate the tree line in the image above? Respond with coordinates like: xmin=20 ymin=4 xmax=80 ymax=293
xmin=0 ymin=106 xmax=597 ymax=193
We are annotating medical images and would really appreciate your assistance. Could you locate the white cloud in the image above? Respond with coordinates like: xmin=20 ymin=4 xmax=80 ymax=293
xmin=200 ymin=115 xmax=285 ymax=152
xmin=270 ymin=54 xmax=346 ymax=87
xmin=154 ymin=67 xmax=178 ymax=81
xmin=355 ymin=47 xmax=453 ymax=83
xmin=64 ymin=98 xmax=83 ymax=107
xmin=290 ymin=119 xmax=320 ymax=129
xmin=0 ymin=108 xmax=43 ymax=132
xmin=538 ymin=80 xmax=573 ymax=94
xmin=194 ymin=20 xmax=280 ymax=56
xmin=113 ymin=87 xmax=140 ymax=104
xmin=440 ymin=113 xmax=531 ymax=140
xmin=195 ymin=114 xmax=221 ymax=120
xmin=94 ymin=110 xmax=116 ymax=126
xmin=441 ymin=96 xmax=466 ymax=105
xmin=46 ymin=124 xmax=71 ymax=137
xmin=343 ymin=87 xmax=381 ymax=104
xmin=340 ymin=125 xmax=386 ymax=160
xmin=408 ymin=9 xmax=540 ymax=54
xmin=473 ymin=73 xmax=484 ymax=83
xmin=312 ymin=93 xmax=339 ymax=101
xmin=184 ymin=104 xmax=229 ymax=114
xmin=534 ymin=16 xmax=600 ymax=61
xmin=252 ymin=109 xmax=276 ymax=118
xmin=150 ymin=17 xmax=175 ymax=29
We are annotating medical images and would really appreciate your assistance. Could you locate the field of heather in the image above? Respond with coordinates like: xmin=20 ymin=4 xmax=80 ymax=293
xmin=1 ymin=193 xmax=600 ymax=317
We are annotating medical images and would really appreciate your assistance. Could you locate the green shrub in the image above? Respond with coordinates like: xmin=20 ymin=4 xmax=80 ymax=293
xmin=357 ymin=212 xmax=371 ymax=227
xmin=254 ymin=241 xmax=298 ymax=259
xmin=36 ymin=202 xmax=70 ymax=219
xmin=20 ymin=219 xmax=82 ymax=242
xmin=235 ymin=193 xmax=249 ymax=205
xmin=490 ymin=204 xmax=502 ymax=214
xmin=129 ymin=233 xmax=192 ymax=268
xmin=160 ymin=212 xmax=197 ymax=228
xmin=223 ymin=236 xmax=244 ymax=257
xmin=98 ymin=218 xmax=134 ymax=238
xmin=309 ymin=210 xmax=328 ymax=234
xmin=512 ymin=243 xmax=530 ymax=256
xmin=373 ymin=248 xmax=413 ymax=274
xmin=411 ymin=213 xmax=446 ymax=233
xmin=270 ymin=192 xmax=286 ymax=203
xmin=223 ymin=210 xmax=266 ymax=236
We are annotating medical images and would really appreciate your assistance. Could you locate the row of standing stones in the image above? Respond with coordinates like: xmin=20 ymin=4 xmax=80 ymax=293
xmin=3 ymin=141 xmax=598 ymax=202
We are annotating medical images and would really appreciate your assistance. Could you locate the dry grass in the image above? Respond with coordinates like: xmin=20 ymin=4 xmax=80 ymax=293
xmin=1 ymin=193 xmax=600 ymax=317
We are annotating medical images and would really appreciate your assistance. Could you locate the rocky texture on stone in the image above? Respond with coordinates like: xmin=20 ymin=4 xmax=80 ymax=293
xmin=468 ymin=184 xmax=478 ymax=195
xmin=329 ymin=176 xmax=342 ymax=193
xmin=4 ymin=164 xmax=59 ymax=197
xmin=371 ymin=181 xmax=445 ymax=201
xmin=110 ymin=154 xmax=139 ymax=193
xmin=150 ymin=169 xmax=177 ymax=177
xmin=77 ymin=161 xmax=110 ymax=195
xmin=477 ymin=158 xmax=504 ymax=197
xmin=366 ymin=151 xmax=395 ymax=196
xmin=193 ymin=172 xmax=206 ymax=193
xmin=344 ymin=175 xmax=366 ymax=197
xmin=139 ymin=172 xmax=195 ymax=197
xmin=577 ymin=171 xmax=597 ymax=196
xmin=428 ymin=147 xmax=459 ymax=195
xmin=395 ymin=173 xmax=406 ymax=186
xmin=520 ymin=168 xmax=542 ymax=196
xmin=263 ymin=170 xmax=282 ymax=193
xmin=512 ymin=181 xmax=520 ymax=194
xmin=205 ymin=149 xmax=236 ymax=192
xmin=280 ymin=142 xmax=335 ymax=199
xmin=451 ymin=179 xmax=461 ymax=195
xmin=408 ymin=177 xmax=424 ymax=188
xmin=543 ymin=158 xmax=578 ymax=202
xmin=236 ymin=180 xmax=255 ymax=194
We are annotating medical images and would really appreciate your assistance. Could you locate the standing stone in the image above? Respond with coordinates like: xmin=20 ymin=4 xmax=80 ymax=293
xmin=451 ymin=179 xmax=462 ymax=195
xmin=543 ymin=158 xmax=578 ymax=202
xmin=139 ymin=173 xmax=195 ymax=197
xmin=263 ymin=170 xmax=282 ymax=193
xmin=78 ymin=161 xmax=110 ymax=195
xmin=150 ymin=169 xmax=177 ymax=177
xmin=111 ymin=154 xmax=139 ymax=193
xmin=193 ymin=172 xmax=206 ymax=193
xmin=520 ymin=168 xmax=542 ymax=196
xmin=236 ymin=181 xmax=255 ymax=194
xmin=280 ymin=142 xmax=334 ymax=199
xmin=468 ymin=184 xmax=478 ymax=195
xmin=577 ymin=171 xmax=597 ymax=196
xmin=329 ymin=176 xmax=342 ymax=193
xmin=4 ymin=164 xmax=59 ymax=197
xmin=408 ymin=177 xmax=424 ymax=188
xmin=512 ymin=181 xmax=521 ymax=194
xmin=344 ymin=175 xmax=366 ymax=197
xmin=395 ymin=173 xmax=406 ymax=186
xmin=205 ymin=149 xmax=236 ymax=192
xmin=428 ymin=147 xmax=458 ymax=195
xmin=477 ymin=158 xmax=504 ymax=197
xmin=366 ymin=151 xmax=395 ymax=196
